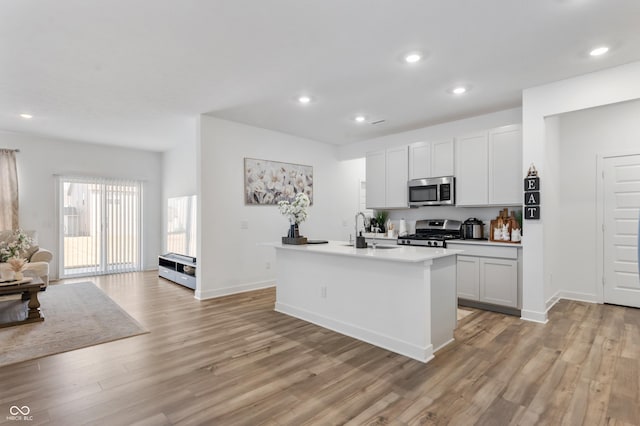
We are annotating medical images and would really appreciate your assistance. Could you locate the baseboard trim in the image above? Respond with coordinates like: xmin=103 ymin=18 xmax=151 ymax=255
xmin=556 ymin=291 xmax=599 ymax=304
xmin=458 ymin=299 xmax=521 ymax=317
xmin=545 ymin=291 xmax=562 ymax=312
xmin=275 ymin=302 xmax=434 ymax=363
xmin=520 ymin=309 xmax=548 ymax=324
xmin=195 ymin=279 xmax=275 ymax=300
xmin=523 ymin=290 xmax=601 ymax=324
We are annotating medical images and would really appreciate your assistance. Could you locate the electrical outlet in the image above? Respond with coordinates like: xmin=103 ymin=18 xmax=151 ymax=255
xmin=320 ymin=286 xmax=327 ymax=298
xmin=265 ymin=262 xmax=271 ymax=270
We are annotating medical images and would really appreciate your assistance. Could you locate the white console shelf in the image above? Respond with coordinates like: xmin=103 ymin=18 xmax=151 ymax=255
xmin=159 ymin=253 xmax=196 ymax=290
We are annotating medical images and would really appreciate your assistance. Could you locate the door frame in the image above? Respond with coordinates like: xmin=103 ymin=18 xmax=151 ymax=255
xmin=596 ymin=150 xmax=640 ymax=304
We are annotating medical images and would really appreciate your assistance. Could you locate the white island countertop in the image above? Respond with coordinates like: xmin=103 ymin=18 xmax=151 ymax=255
xmin=262 ymin=240 xmax=462 ymax=263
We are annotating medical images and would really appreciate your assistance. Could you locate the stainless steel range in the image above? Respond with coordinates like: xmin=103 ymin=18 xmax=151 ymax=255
xmin=397 ymin=219 xmax=462 ymax=248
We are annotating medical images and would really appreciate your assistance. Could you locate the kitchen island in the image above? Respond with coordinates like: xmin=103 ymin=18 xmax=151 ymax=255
xmin=263 ymin=241 xmax=461 ymax=363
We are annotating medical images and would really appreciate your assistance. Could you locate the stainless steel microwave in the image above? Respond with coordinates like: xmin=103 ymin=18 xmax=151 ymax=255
xmin=408 ymin=176 xmax=455 ymax=207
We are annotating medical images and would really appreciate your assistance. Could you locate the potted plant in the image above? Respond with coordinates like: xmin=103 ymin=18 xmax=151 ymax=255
xmin=374 ymin=210 xmax=389 ymax=233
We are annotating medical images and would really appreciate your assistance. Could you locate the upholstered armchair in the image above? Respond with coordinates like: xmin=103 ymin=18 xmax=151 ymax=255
xmin=0 ymin=230 xmax=53 ymax=287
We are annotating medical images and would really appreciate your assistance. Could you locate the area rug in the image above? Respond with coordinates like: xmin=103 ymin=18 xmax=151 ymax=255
xmin=0 ymin=282 xmax=148 ymax=368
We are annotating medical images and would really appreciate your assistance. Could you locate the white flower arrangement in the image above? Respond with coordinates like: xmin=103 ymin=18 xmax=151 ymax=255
xmin=278 ymin=192 xmax=310 ymax=224
xmin=0 ymin=229 xmax=33 ymax=263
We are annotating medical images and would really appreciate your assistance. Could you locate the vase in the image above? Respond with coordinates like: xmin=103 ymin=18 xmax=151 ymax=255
xmin=288 ymin=223 xmax=300 ymax=238
xmin=14 ymin=271 xmax=23 ymax=281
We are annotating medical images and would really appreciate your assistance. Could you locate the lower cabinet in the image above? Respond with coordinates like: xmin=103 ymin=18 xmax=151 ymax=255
xmin=479 ymin=257 xmax=518 ymax=307
xmin=449 ymin=242 xmax=521 ymax=313
xmin=457 ymin=256 xmax=480 ymax=300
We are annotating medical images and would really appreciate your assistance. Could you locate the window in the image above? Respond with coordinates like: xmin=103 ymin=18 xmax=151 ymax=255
xmin=59 ymin=176 xmax=142 ymax=277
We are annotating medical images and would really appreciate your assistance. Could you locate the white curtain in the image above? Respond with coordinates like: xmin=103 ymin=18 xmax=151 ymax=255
xmin=0 ymin=149 xmax=19 ymax=231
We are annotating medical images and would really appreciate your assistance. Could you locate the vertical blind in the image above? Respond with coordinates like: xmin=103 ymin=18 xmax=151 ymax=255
xmin=60 ymin=176 xmax=142 ymax=277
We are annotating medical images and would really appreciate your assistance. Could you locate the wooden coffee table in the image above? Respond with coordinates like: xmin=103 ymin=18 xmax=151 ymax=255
xmin=0 ymin=271 xmax=45 ymax=328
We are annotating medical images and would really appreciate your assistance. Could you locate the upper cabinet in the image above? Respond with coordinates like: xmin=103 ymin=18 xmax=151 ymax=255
xmin=488 ymin=125 xmax=522 ymax=205
xmin=365 ymin=150 xmax=386 ymax=209
xmin=366 ymin=146 xmax=408 ymax=209
xmin=455 ymin=124 xmax=522 ymax=206
xmin=408 ymin=139 xmax=454 ymax=180
xmin=455 ymin=133 xmax=489 ymax=205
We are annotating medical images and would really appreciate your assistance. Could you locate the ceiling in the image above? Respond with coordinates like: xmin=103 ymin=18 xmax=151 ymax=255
xmin=2 ymin=1 xmax=640 ymax=152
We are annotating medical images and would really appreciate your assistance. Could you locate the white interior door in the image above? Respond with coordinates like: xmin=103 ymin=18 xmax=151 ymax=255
xmin=603 ymin=155 xmax=640 ymax=307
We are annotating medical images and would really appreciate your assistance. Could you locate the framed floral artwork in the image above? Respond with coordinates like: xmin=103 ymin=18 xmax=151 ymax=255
xmin=244 ymin=158 xmax=313 ymax=205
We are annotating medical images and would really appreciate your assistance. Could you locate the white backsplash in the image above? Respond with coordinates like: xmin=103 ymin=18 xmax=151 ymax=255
xmin=386 ymin=206 xmax=521 ymax=235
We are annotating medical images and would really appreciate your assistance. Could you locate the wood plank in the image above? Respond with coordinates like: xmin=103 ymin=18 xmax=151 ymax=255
xmin=1 ymin=273 xmax=640 ymax=424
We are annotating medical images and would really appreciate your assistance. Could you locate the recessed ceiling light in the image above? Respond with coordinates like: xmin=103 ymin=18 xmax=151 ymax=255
xmin=298 ymin=95 xmax=312 ymax=104
xmin=354 ymin=115 xmax=366 ymax=123
xmin=19 ymin=113 xmax=33 ymax=119
xmin=590 ymin=46 xmax=609 ymax=56
xmin=404 ymin=53 xmax=422 ymax=64
xmin=452 ymin=86 xmax=467 ymax=95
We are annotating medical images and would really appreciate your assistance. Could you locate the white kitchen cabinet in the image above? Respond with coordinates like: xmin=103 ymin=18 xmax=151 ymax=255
xmin=455 ymin=124 xmax=521 ymax=206
xmin=408 ymin=139 xmax=454 ymax=180
xmin=409 ymin=142 xmax=430 ymax=180
xmin=448 ymin=241 xmax=521 ymax=311
xmin=455 ymin=132 xmax=489 ymax=205
xmin=488 ymin=125 xmax=522 ymax=205
xmin=365 ymin=146 xmax=408 ymax=209
xmin=386 ymin=146 xmax=409 ymax=208
xmin=432 ymin=139 xmax=455 ymax=177
xmin=479 ymin=257 xmax=518 ymax=308
xmin=365 ymin=150 xmax=386 ymax=209
xmin=456 ymin=256 xmax=480 ymax=300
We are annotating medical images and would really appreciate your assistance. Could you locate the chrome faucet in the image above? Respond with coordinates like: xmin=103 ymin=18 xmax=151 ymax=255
xmin=354 ymin=212 xmax=368 ymax=248
xmin=355 ymin=212 xmax=366 ymax=238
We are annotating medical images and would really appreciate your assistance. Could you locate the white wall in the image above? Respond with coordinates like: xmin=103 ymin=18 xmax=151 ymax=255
xmin=543 ymin=116 xmax=561 ymax=305
xmin=161 ymin=131 xmax=197 ymax=253
xmin=522 ymin=60 xmax=640 ymax=322
xmin=550 ymin=99 xmax=640 ymax=301
xmin=196 ymin=116 xmax=365 ymax=299
xmin=0 ymin=130 xmax=163 ymax=279
xmin=163 ymin=138 xmax=197 ymax=199
xmin=338 ymin=108 xmax=522 ymax=160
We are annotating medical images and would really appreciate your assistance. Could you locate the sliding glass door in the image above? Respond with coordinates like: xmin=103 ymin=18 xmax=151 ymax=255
xmin=60 ymin=176 xmax=142 ymax=277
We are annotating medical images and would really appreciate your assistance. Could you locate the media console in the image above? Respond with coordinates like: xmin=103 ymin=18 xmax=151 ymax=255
xmin=158 ymin=253 xmax=196 ymax=290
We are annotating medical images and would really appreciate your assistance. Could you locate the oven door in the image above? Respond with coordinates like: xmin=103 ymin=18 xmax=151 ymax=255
xmin=408 ymin=179 xmax=439 ymax=206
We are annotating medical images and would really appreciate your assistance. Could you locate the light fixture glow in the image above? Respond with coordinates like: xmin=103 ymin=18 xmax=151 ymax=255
xmin=452 ymin=86 xmax=467 ymax=95
xmin=19 ymin=113 xmax=33 ymax=119
xmin=298 ymin=95 xmax=311 ymax=104
xmin=354 ymin=115 xmax=366 ymax=123
xmin=590 ymin=46 xmax=609 ymax=56
xmin=404 ymin=53 xmax=422 ymax=64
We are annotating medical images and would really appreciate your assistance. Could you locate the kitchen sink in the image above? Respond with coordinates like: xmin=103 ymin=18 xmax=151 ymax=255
xmin=343 ymin=244 xmax=399 ymax=250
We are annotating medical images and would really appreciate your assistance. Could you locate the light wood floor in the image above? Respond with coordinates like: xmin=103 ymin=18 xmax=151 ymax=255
xmin=1 ymin=271 xmax=639 ymax=425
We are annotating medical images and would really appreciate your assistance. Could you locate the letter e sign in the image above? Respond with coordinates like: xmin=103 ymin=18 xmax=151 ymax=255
xmin=524 ymin=177 xmax=540 ymax=191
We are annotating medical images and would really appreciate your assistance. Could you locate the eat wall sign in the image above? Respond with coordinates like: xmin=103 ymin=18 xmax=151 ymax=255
xmin=524 ymin=176 xmax=540 ymax=220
